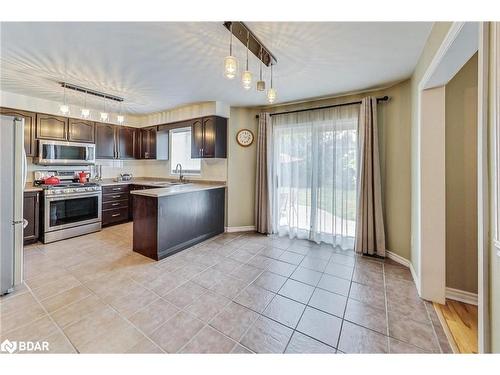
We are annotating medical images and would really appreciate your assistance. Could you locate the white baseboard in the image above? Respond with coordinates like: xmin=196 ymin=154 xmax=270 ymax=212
xmin=446 ymin=287 xmax=478 ymax=306
xmin=386 ymin=250 xmax=421 ymax=295
xmin=386 ymin=250 xmax=410 ymax=268
xmin=409 ymin=262 xmax=421 ymax=296
xmin=225 ymin=226 xmax=256 ymax=233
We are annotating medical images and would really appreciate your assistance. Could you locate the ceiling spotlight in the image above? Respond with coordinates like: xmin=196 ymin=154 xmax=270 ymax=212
xmin=267 ymin=64 xmax=277 ymax=104
xmin=100 ymin=96 xmax=109 ymax=122
xmin=81 ymin=91 xmax=90 ymax=119
xmin=256 ymin=48 xmax=265 ymax=92
xmin=241 ymin=31 xmax=252 ymax=90
xmin=224 ymin=23 xmax=239 ymax=79
xmin=59 ymin=85 xmax=70 ymax=115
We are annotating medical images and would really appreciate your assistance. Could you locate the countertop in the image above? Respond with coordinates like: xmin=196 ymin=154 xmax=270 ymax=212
xmin=24 ymin=183 xmax=43 ymax=192
xmin=98 ymin=178 xmax=173 ymax=187
xmin=129 ymin=183 xmax=226 ymax=198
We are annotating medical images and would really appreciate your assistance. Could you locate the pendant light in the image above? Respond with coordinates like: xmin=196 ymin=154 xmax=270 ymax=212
xmin=100 ymin=96 xmax=109 ymax=122
xmin=267 ymin=64 xmax=277 ymax=103
xmin=59 ymin=85 xmax=70 ymax=115
xmin=223 ymin=23 xmax=239 ymax=79
xmin=117 ymin=101 xmax=125 ymax=124
xmin=256 ymin=48 xmax=266 ymax=92
xmin=81 ymin=90 xmax=90 ymax=119
xmin=241 ymin=31 xmax=252 ymax=90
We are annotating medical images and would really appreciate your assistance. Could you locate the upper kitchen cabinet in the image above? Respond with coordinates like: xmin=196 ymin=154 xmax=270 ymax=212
xmin=117 ymin=126 xmax=137 ymax=159
xmin=95 ymin=122 xmax=116 ymax=159
xmin=140 ymin=126 xmax=157 ymax=159
xmin=191 ymin=116 xmax=227 ymax=159
xmin=36 ymin=113 xmax=68 ymax=141
xmin=0 ymin=107 xmax=37 ymax=157
xmin=68 ymin=119 xmax=95 ymax=143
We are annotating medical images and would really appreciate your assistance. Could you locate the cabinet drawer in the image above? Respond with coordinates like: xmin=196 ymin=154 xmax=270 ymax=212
xmin=102 ymin=185 xmax=130 ymax=194
xmin=102 ymin=207 xmax=129 ymax=226
xmin=102 ymin=200 xmax=129 ymax=210
xmin=102 ymin=192 xmax=129 ymax=202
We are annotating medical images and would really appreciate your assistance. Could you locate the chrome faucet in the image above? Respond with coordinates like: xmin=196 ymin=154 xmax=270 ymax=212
xmin=174 ymin=163 xmax=184 ymax=182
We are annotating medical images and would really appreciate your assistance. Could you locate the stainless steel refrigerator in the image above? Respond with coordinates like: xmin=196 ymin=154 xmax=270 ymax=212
xmin=1 ymin=115 xmax=26 ymax=295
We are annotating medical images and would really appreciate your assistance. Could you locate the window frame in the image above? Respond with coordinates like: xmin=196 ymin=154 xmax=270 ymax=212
xmin=169 ymin=126 xmax=201 ymax=175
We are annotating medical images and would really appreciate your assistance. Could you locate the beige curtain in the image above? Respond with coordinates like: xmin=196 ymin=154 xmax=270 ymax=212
xmin=355 ymin=97 xmax=386 ymax=257
xmin=255 ymin=113 xmax=273 ymax=234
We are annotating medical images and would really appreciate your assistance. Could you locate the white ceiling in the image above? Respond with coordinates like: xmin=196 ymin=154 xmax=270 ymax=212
xmin=0 ymin=22 xmax=432 ymax=114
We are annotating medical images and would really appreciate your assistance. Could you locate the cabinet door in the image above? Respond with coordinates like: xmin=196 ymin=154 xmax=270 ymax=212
xmin=0 ymin=108 xmax=37 ymax=157
xmin=202 ymin=117 xmax=216 ymax=158
xmin=141 ymin=128 xmax=156 ymax=159
xmin=68 ymin=119 xmax=95 ymax=143
xmin=36 ymin=113 xmax=68 ymax=141
xmin=95 ymin=123 xmax=116 ymax=159
xmin=117 ymin=127 xmax=136 ymax=159
xmin=191 ymin=118 xmax=204 ymax=158
xmin=23 ymin=192 xmax=39 ymax=245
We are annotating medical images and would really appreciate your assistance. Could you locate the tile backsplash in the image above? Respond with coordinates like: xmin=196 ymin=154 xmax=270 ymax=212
xmin=27 ymin=157 xmax=227 ymax=182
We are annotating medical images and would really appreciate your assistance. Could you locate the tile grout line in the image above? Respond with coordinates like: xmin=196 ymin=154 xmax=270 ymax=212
xmin=382 ymin=262 xmax=391 ymax=353
xmin=22 ymin=282 xmax=81 ymax=354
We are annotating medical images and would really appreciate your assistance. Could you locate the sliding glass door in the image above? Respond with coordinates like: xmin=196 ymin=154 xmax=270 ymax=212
xmin=272 ymin=104 xmax=359 ymax=250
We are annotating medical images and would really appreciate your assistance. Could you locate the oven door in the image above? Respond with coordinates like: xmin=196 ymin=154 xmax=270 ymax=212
xmin=44 ymin=192 xmax=102 ymax=232
xmin=37 ymin=140 xmax=96 ymax=165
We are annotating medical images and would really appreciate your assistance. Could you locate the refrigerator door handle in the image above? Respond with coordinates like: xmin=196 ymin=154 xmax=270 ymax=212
xmin=22 ymin=148 xmax=27 ymax=188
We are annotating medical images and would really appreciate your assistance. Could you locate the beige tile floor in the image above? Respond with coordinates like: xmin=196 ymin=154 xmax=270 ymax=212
xmin=0 ymin=223 xmax=452 ymax=354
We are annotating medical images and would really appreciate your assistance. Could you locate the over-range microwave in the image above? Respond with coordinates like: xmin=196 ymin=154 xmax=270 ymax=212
xmin=35 ymin=140 xmax=96 ymax=165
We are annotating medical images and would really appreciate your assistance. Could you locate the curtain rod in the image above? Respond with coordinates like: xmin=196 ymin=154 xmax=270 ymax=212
xmin=255 ymin=96 xmax=390 ymax=118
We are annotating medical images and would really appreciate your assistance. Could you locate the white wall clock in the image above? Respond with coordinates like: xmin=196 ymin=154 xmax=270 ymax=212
xmin=236 ymin=129 xmax=254 ymax=147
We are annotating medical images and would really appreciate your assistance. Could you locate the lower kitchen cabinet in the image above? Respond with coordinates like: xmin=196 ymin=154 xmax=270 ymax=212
xmin=129 ymin=184 xmax=156 ymax=220
xmin=101 ymin=184 xmax=130 ymax=227
xmin=23 ymin=191 xmax=40 ymax=245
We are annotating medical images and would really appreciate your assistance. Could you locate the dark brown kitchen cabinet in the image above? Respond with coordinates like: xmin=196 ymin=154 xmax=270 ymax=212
xmin=36 ymin=113 xmax=68 ymax=141
xmin=117 ymin=126 xmax=137 ymax=159
xmin=95 ymin=123 xmax=116 ymax=159
xmin=191 ymin=116 xmax=227 ymax=159
xmin=68 ymin=119 xmax=95 ymax=143
xmin=102 ymin=184 xmax=130 ymax=227
xmin=140 ymin=127 xmax=157 ymax=159
xmin=129 ymin=184 xmax=156 ymax=220
xmin=0 ymin=108 xmax=37 ymax=157
xmin=23 ymin=191 xmax=40 ymax=245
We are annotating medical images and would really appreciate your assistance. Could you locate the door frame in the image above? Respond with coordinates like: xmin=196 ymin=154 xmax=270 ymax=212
xmin=415 ymin=21 xmax=490 ymax=352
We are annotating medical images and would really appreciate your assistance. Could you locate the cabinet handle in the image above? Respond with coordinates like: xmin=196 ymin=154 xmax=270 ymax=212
xmin=112 ymin=188 xmax=121 ymax=191
xmin=112 ymin=203 xmax=120 ymax=206
xmin=111 ymin=213 xmax=120 ymax=217
xmin=111 ymin=195 xmax=121 ymax=198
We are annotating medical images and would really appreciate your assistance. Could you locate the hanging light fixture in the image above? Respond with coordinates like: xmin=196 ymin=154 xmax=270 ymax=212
xmin=116 ymin=101 xmax=125 ymax=124
xmin=81 ymin=90 xmax=90 ymax=119
xmin=241 ymin=31 xmax=252 ymax=90
xmin=256 ymin=48 xmax=266 ymax=92
xmin=267 ymin=64 xmax=277 ymax=103
xmin=59 ymin=85 xmax=70 ymax=115
xmin=223 ymin=23 xmax=239 ymax=79
xmin=100 ymin=96 xmax=109 ymax=122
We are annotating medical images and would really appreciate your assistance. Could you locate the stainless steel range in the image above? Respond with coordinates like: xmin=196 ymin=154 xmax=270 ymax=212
xmin=39 ymin=171 xmax=102 ymax=243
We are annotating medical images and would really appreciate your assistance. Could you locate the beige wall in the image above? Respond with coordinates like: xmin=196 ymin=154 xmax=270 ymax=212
xmin=226 ymin=107 xmax=259 ymax=228
xmin=445 ymin=53 xmax=478 ymax=294
xmin=227 ymin=81 xmax=413 ymax=261
xmin=410 ymin=22 xmax=453 ymax=275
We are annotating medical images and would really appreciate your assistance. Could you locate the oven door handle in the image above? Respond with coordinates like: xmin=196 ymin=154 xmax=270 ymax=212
xmin=45 ymin=191 xmax=101 ymax=201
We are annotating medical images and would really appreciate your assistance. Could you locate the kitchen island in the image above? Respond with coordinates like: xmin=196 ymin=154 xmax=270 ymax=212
xmin=130 ymin=183 xmax=226 ymax=260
